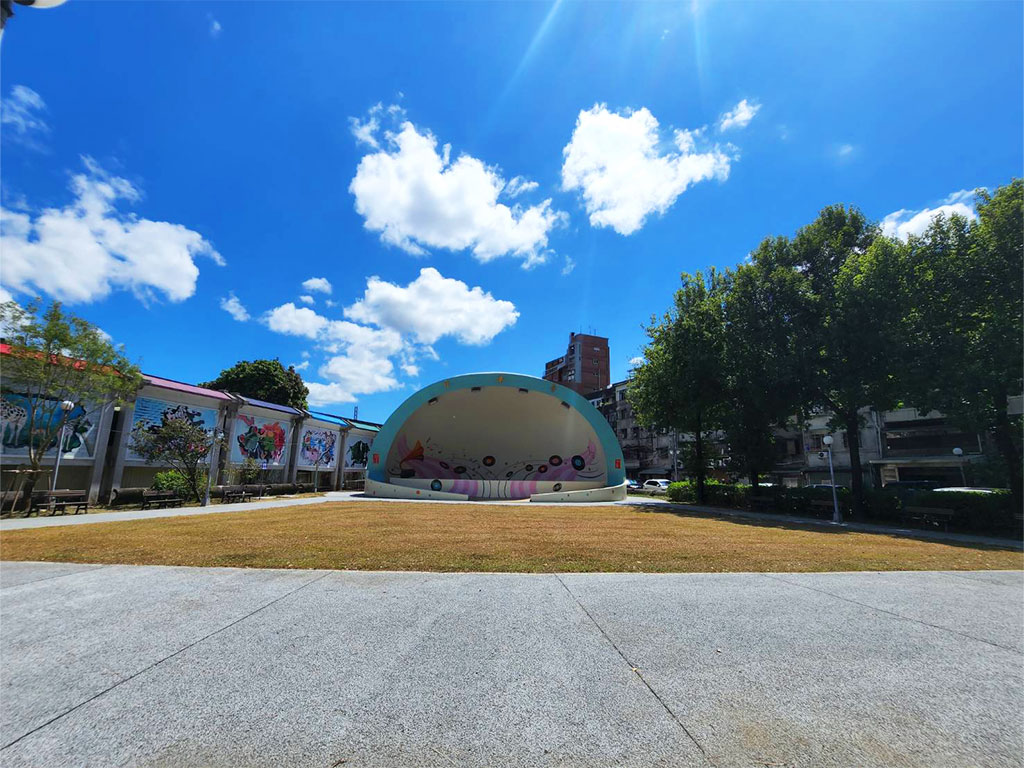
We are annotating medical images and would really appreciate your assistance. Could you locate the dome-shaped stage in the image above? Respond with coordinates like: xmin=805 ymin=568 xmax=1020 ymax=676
xmin=366 ymin=373 xmax=627 ymax=502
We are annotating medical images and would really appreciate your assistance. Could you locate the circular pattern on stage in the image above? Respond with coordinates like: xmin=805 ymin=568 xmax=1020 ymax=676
xmin=506 ymin=471 xmax=514 ymax=478
xmin=430 ymin=479 xmax=442 ymax=491
xmin=553 ymin=483 xmax=563 ymax=491
xmin=571 ymin=455 xmax=586 ymax=470
xmin=454 ymin=466 xmax=467 ymax=474
xmin=538 ymin=465 xmax=548 ymax=473
xmin=549 ymin=455 xmax=562 ymax=466
xmin=525 ymin=464 xmax=534 ymax=471
xmin=482 ymin=455 xmax=496 ymax=466
xmin=440 ymin=461 xmax=450 ymax=469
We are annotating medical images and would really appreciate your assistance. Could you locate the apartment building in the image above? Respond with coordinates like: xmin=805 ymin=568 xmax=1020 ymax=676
xmin=543 ymin=333 xmax=610 ymax=395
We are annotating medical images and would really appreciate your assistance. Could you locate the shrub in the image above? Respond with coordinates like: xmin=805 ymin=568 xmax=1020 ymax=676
xmin=908 ymin=490 xmax=1017 ymax=535
xmin=152 ymin=470 xmax=203 ymax=501
xmin=667 ymin=480 xmax=751 ymax=508
xmin=237 ymin=458 xmax=262 ymax=485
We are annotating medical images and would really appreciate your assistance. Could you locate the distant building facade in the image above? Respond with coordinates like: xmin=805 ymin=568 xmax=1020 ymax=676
xmin=585 ymin=377 xmax=1021 ymax=488
xmin=543 ymin=332 xmax=610 ymax=395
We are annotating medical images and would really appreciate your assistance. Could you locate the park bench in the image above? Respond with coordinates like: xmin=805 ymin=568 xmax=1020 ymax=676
xmin=900 ymin=505 xmax=955 ymax=531
xmin=28 ymin=490 xmax=89 ymax=517
xmin=809 ymin=499 xmax=838 ymax=519
xmin=140 ymin=490 xmax=183 ymax=510
xmin=222 ymin=487 xmax=253 ymax=504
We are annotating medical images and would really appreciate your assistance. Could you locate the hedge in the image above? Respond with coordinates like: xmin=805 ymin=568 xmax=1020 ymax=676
xmin=665 ymin=481 xmax=1018 ymax=536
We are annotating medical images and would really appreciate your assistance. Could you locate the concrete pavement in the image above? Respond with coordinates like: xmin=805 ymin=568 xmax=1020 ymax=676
xmin=1 ymin=562 xmax=1021 ymax=767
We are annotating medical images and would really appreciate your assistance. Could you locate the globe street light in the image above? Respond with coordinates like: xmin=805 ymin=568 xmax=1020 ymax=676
xmin=50 ymin=399 xmax=76 ymax=494
xmin=822 ymin=435 xmax=842 ymax=524
xmin=952 ymin=447 xmax=967 ymax=486
xmin=1 ymin=0 xmax=67 ymax=34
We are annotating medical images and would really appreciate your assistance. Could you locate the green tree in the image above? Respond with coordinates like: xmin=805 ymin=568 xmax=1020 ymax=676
xmin=128 ymin=414 xmax=213 ymax=503
xmin=630 ymin=270 xmax=728 ymax=504
xmin=201 ymin=359 xmax=308 ymax=409
xmin=0 ymin=300 xmax=141 ymax=499
xmin=780 ymin=206 xmax=904 ymax=516
xmin=900 ymin=181 xmax=1023 ymax=510
xmin=721 ymin=247 xmax=806 ymax=488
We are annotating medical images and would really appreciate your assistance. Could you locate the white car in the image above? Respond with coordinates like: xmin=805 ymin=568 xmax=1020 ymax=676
xmin=643 ymin=479 xmax=671 ymax=494
xmin=933 ymin=487 xmax=997 ymax=494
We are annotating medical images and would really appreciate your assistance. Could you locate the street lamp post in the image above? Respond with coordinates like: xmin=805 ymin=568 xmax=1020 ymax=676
xmin=50 ymin=400 xmax=76 ymax=494
xmin=823 ymin=435 xmax=842 ymax=524
xmin=952 ymin=447 xmax=966 ymax=486
xmin=202 ymin=428 xmax=225 ymax=507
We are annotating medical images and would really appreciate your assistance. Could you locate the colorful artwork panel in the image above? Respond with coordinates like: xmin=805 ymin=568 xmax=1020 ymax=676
xmin=299 ymin=428 xmax=338 ymax=468
xmin=0 ymin=392 xmax=98 ymax=459
xmin=230 ymin=413 xmax=290 ymax=465
xmin=345 ymin=435 xmax=372 ymax=469
xmin=126 ymin=397 xmax=220 ymax=462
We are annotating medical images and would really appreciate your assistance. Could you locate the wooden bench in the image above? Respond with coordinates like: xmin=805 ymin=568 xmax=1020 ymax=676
xmin=29 ymin=491 xmax=89 ymax=517
xmin=222 ymin=489 xmax=252 ymax=504
xmin=901 ymin=506 xmax=956 ymax=531
xmin=809 ymin=499 xmax=838 ymax=519
xmin=141 ymin=490 xmax=184 ymax=510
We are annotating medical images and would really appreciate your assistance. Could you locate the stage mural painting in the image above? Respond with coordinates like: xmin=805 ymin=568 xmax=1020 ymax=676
xmin=300 ymin=428 xmax=337 ymax=468
xmin=231 ymin=414 xmax=289 ymax=465
xmin=369 ymin=374 xmax=626 ymax=501
xmin=0 ymin=392 xmax=97 ymax=458
xmin=127 ymin=398 xmax=219 ymax=462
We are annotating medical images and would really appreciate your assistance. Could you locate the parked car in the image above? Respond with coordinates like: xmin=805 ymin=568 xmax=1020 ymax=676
xmin=933 ymin=487 xmax=998 ymax=494
xmin=626 ymin=479 xmax=642 ymax=492
xmin=881 ymin=481 xmax=942 ymax=498
xmin=643 ymin=479 xmax=671 ymax=494
xmin=806 ymin=483 xmax=844 ymax=490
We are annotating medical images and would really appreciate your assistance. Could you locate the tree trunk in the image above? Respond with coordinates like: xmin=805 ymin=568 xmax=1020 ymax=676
xmin=694 ymin=417 xmax=706 ymax=505
xmin=749 ymin=462 xmax=760 ymax=490
xmin=844 ymin=412 xmax=864 ymax=519
xmin=992 ymin=389 xmax=1023 ymax=513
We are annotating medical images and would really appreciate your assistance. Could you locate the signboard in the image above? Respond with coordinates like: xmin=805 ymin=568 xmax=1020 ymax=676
xmin=127 ymin=397 xmax=219 ymax=462
xmin=298 ymin=427 xmax=339 ymax=469
xmin=230 ymin=413 xmax=290 ymax=466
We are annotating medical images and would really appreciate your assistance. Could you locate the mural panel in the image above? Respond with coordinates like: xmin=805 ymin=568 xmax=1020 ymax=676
xmin=299 ymin=427 xmax=338 ymax=469
xmin=0 ymin=392 xmax=98 ymax=459
xmin=345 ymin=432 xmax=373 ymax=469
xmin=127 ymin=397 xmax=219 ymax=462
xmin=230 ymin=413 xmax=290 ymax=465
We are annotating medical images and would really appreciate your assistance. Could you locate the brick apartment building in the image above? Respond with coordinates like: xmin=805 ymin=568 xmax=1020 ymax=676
xmin=543 ymin=332 xmax=610 ymax=395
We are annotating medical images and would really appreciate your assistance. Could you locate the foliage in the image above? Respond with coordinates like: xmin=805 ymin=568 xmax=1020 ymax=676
xmin=630 ymin=270 xmax=728 ymax=503
xmin=129 ymin=413 xmax=213 ymax=503
xmin=667 ymin=480 xmax=750 ymax=508
xmin=897 ymin=181 xmax=1023 ymax=511
xmin=0 ymin=300 xmax=141 ymax=486
xmin=200 ymin=359 xmax=308 ymax=409
xmin=152 ymin=470 xmax=201 ymax=500
xmin=237 ymin=457 xmax=262 ymax=485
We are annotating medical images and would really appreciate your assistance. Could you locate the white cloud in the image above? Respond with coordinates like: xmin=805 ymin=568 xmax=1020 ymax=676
xmin=349 ymin=111 xmax=566 ymax=266
xmin=561 ymin=255 xmax=576 ymax=276
xmin=504 ymin=175 xmax=539 ymax=197
xmin=220 ymin=292 xmax=250 ymax=322
xmin=263 ymin=268 xmax=518 ymax=404
xmin=0 ymin=158 xmax=222 ymax=304
xmin=1 ymin=85 xmax=49 ymax=150
xmin=301 ymin=276 xmax=332 ymax=294
xmin=942 ymin=189 xmax=979 ymax=206
xmin=718 ymin=99 xmax=760 ymax=132
xmin=629 ymin=356 xmax=644 ymax=367
xmin=881 ymin=196 xmax=978 ymax=241
xmin=264 ymin=302 xmax=328 ymax=339
xmin=305 ymin=382 xmax=357 ymax=406
xmin=561 ymin=104 xmax=732 ymax=236
xmin=298 ymin=294 xmax=315 ymax=305
xmin=345 ymin=267 xmax=519 ymax=345
xmin=837 ymin=143 xmax=855 ymax=158
xmin=209 ymin=16 xmax=222 ymax=38
xmin=290 ymin=360 xmax=310 ymax=372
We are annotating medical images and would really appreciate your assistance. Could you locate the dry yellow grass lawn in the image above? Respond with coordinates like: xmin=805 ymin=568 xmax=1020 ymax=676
xmin=1 ymin=501 xmax=1020 ymax=573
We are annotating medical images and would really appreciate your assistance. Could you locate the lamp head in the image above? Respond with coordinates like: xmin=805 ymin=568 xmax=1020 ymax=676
xmin=60 ymin=400 xmax=75 ymax=412
xmin=822 ymin=435 xmax=833 ymax=447
xmin=952 ymin=447 xmax=964 ymax=456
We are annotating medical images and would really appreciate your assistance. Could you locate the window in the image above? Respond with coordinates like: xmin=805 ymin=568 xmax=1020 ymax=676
xmin=620 ymin=429 xmax=628 ymax=439
xmin=593 ymin=359 xmax=599 ymax=365
xmin=618 ymin=391 xmax=627 ymax=401
xmin=569 ymin=345 xmax=575 ymax=354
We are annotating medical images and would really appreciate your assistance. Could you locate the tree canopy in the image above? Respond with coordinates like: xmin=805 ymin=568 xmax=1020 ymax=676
xmin=200 ymin=359 xmax=309 ymax=409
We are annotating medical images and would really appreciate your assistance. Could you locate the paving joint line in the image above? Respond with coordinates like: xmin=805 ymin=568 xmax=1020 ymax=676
xmin=0 ymin=570 xmax=331 ymax=752
xmin=0 ymin=563 xmax=112 ymax=590
xmin=553 ymin=574 xmax=714 ymax=766
xmin=761 ymin=573 xmax=1022 ymax=655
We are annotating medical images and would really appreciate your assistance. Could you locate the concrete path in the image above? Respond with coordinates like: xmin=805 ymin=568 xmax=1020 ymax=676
xmin=4 ymin=491 xmax=1018 ymax=552
xmin=1 ymin=562 xmax=1021 ymax=767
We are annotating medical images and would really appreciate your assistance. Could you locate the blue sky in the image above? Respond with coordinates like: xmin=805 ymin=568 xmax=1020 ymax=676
xmin=2 ymin=1 xmax=1021 ymax=422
